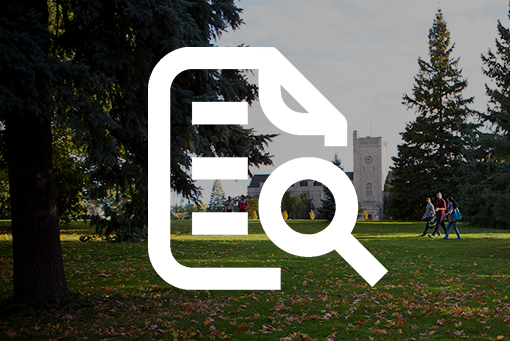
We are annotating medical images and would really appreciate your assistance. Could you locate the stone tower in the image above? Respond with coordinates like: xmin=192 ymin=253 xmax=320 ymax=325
xmin=353 ymin=130 xmax=388 ymax=220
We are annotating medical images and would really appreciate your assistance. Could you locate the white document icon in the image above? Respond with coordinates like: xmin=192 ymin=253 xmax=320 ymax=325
xmin=148 ymin=47 xmax=387 ymax=290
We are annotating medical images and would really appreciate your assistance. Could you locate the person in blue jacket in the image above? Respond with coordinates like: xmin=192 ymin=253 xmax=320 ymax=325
xmin=442 ymin=196 xmax=461 ymax=240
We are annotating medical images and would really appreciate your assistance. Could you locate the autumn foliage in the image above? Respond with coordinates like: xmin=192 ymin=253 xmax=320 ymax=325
xmin=1 ymin=220 xmax=510 ymax=340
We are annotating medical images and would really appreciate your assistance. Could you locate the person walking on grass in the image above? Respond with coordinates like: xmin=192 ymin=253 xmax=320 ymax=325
xmin=419 ymin=197 xmax=435 ymax=236
xmin=442 ymin=196 xmax=462 ymax=240
xmin=429 ymin=191 xmax=447 ymax=238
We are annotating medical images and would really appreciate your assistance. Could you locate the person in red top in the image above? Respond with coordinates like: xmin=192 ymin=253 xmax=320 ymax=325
xmin=429 ymin=192 xmax=447 ymax=238
xmin=238 ymin=195 xmax=247 ymax=212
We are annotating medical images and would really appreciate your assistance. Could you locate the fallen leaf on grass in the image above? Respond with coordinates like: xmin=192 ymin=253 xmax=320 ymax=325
xmin=259 ymin=325 xmax=277 ymax=334
xmin=373 ymin=328 xmax=390 ymax=335
xmin=325 ymin=332 xmax=337 ymax=341
xmin=238 ymin=323 xmax=254 ymax=330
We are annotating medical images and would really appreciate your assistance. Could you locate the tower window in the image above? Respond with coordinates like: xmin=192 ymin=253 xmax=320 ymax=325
xmin=366 ymin=183 xmax=372 ymax=196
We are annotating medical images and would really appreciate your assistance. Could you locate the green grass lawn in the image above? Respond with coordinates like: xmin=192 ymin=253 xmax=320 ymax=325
xmin=1 ymin=219 xmax=510 ymax=340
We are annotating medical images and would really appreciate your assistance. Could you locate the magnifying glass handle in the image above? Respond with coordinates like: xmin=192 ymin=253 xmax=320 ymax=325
xmin=336 ymin=234 xmax=387 ymax=286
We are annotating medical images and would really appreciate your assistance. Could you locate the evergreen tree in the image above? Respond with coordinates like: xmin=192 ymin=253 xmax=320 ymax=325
xmin=459 ymin=7 xmax=510 ymax=228
xmin=0 ymin=0 xmax=73 ymax=303
xmin=481 ymin=13 xmax=510 ymax=137
xmin=318 ymin=154 xmax=343 ymax=220
xmin=208 ymin=180 xmax=226 ymax=212
xmin=53 ymin=126 xmax=89 ymax=224
xmin=387 ymin=9 xmax=479 ymax=220
xmin=51 ymin=0 xmax=276 ymax=239
xmin=0 ymin=0 xmax=275 ymax=302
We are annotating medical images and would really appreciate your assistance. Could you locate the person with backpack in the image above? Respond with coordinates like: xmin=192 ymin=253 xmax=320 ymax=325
xmin=419 ymin=197 xmax=436 ymax=237
xmin=442 ymin=196 xmax=462 ymax=240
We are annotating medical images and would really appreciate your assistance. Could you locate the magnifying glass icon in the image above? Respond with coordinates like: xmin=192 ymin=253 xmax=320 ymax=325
xmin=258 ymin=157 xmax=387 ymax=286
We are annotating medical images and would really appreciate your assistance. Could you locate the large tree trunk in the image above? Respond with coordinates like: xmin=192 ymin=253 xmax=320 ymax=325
xmin=5 ymin=0 xmax=72 ymax=303
xmin=6 ymin=113 xmax=72 ymax=303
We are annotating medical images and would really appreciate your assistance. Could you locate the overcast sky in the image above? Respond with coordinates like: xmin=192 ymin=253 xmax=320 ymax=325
xmin=178 ymin=0 xmax=510 ymax=205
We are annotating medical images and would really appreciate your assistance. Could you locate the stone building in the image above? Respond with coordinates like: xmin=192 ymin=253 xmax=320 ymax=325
xmin=247 ymin=130 xmax=389 ymax=220
xmin=352 ymin=130 xmax=388 ymax=220
xmin=247 ymin=175 xmax=353 ymax=210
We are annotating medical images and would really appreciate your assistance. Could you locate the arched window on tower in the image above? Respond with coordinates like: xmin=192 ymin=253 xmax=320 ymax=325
xmin=366 ymin=182 xmax=372 ymax=197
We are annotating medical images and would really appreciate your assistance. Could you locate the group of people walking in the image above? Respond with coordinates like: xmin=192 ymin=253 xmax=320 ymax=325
xmin=223 ymin=195 xmax=247 ymax=213
xmin=420 ymin=192 xmax=461 ymax=240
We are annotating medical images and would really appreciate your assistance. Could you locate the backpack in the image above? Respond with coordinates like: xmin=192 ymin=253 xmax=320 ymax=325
xmin=453 ymin=208 xmax=462 ymax=221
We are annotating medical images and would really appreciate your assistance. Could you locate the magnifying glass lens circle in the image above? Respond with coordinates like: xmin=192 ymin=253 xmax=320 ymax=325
xmin=259 ymin=157 xmax=358 ymax=257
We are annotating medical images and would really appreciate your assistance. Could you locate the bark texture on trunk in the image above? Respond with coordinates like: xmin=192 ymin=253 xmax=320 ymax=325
xmin=5 ymin=0 xmax=72 ymax=303
xmin=7 ymin=113 xmax=72 ymax=303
